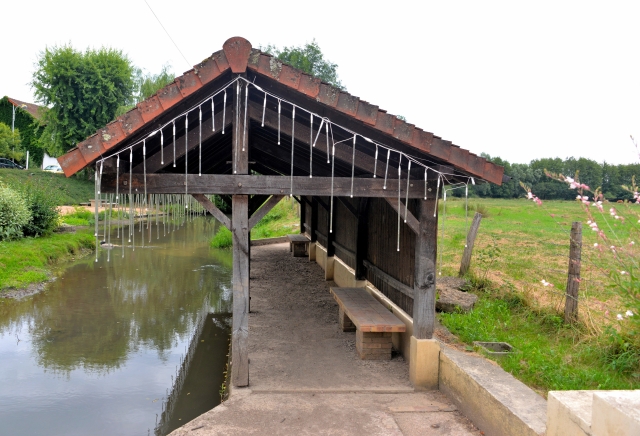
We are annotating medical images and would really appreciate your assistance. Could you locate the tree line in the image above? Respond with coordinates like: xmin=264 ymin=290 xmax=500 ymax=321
xmin=464 ymin=154 xmax=640 ymax=201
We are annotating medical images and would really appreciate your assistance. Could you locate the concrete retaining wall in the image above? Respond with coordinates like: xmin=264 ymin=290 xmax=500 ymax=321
xmin=439 ymin=347 xmax=547 ymax=436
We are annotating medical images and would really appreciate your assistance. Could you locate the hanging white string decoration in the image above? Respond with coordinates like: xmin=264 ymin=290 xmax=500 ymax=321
xmin=383 ymin=149 xmax=391 ymax=190
xmin=424 ymin=168 xmax=428 ymax=200
xmin=198 ymin=105 xmax=202 ymax=176
xmin=261 ymin=91 xmax=266 ymax=127
xmin=160 ymin=126 xmax=164 ymax=165
xmin=278 ymin=99 xmax=281 ymax=145
xmin=211 ymin=97 xmax=215 ymax=132
xmin=404 ymin=160 xmax=411 ymax=223
xmin=234 ymin=81 xmax=240 ymax=174
xmin=242 ymin=82 xmax=248 ymax=152
xmin=185 ymin=114 xmax=189 ymax=205
xmin=434 ymin=175 xmax=441 ymax=217
xmin=309 ymin=113 xmax=313 ymax=178
xmin=373 ymin=144 xmax=378 ymax=178
xmin=222 ymin=89 xmax=227 ymax=135
xmin=397 ymin=153 xmax=402 ymax=251
xmin=290 ymin=105 xmax=296 ymax=197
xmin=172 ymin=121 xmax=176 ymax=168
xmin=350 ymin=134 xmax=356 ymax=198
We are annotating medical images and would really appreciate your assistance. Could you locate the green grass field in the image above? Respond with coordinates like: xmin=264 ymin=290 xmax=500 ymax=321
xmin=0 ymin=168 xmax=94 ymax=205
xmin=437 ymin=198 xmax=640 ymax=394
xmin=211 ymin=197 xmax=299 ymax=248
xmin=0 ymin=230 xmax=94 ymax=291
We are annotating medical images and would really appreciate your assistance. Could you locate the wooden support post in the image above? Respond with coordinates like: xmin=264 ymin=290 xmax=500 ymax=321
xmin=300 ymin=195 xmax=306 ymax=234
xmin=231 ymin=195 xmax=249 ymax=386
xmin=231 ymin=76 xmax=250 ymax=387
xmin=458 ymin=212 xmax=483 ymax=277
xmin=327 ymin=201 xmax=336 ymax=257
xmin=310 ymin=197 xmax=318 ymax=242
xmin=355 ymin=198 xmax=369 ymax=280
xmin=564 ymin=221 xmax=582 ymax=324
xmin=413 ymin=199 xmax=438 ymax=339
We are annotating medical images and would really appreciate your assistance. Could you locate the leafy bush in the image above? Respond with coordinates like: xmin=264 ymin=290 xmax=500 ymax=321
xmin=210 ymin=226 xmax=232 ymax=249
xmin=0 ymin=184 xmax=31 ymax=240
xmin=21 ymin=181 xmax=60 ymax=237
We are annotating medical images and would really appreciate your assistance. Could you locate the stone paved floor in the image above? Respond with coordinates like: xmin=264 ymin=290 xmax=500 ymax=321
xmin=169 ymin=243 xmax=481 ymax=435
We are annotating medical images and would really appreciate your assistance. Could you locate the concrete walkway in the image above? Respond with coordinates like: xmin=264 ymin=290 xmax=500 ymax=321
xmin=169 ymin=243 xmax=481 ymax=435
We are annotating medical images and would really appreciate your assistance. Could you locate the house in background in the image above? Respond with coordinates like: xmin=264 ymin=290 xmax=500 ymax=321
xmin=0 ymin=96 xmax=53 ymax=168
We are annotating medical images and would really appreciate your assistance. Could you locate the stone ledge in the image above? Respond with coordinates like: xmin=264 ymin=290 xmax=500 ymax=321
xmin=439 ymin=346 xmax=547 ymax=436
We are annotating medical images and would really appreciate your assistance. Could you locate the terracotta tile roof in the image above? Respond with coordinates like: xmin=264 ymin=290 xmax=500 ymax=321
xmin=58 ymin=37 xmax=504 ymax=185
xmin=7 ymin=97 xmax=44 ymax=120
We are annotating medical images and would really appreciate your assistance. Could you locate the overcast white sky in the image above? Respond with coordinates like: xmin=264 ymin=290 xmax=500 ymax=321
xmin=3 ymin=1 xmax=640 ymax=165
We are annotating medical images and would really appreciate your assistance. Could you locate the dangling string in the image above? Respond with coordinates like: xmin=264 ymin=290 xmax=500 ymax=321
xmin=198 ymin=105 xmax=202 ymax=176
xmin=160 ymin=127 xmax=164 ymax=165
xmin=222 ymin=89 xmax=227 ymax=134
xmin=373 ymin=144 xmax=378 ymax=178
xmin=211 ymin=97 xmax=215 ymax=132
xmin=329 ymin=128 xmax=336 ymax=234
xmin=325 ymin=121 xmax=330 ymax=163
xmin=115 ymin=154 xmax=120 ymax=242
xmin=129 ymin=149 xmax=133 ymax=246
xmin=94 ymin=165 xmax=99 ymax=262
xmin=277 ymin=100 xmax=281 ymax=145
xmin=107 ymin=193 xmax=112 ymax=262
xmin=185 ymin=114 xmax=189 ymax=206
xmin=397 ymin=154 xmax=402 ymax=252
xmin=290 ymin=105 xmax=296 ymax=196
xmin=234 ymin=81 xmax=240 ymax=174
xmin=434 ymin=175 xmax=441 ymax=217
xmin=350 ymin=134 xmax=356 ymax=198
xmin=261 ymin=92 xmax=266 ymax=127
xmin=242 ymin=82 xmax=248 ymax=152
xmin=309 ymin=113 xmax=313 ymax=178
xmin=383 ymin=149 xmax=390 ymax=189
xmin=464 ymin=182 xmax=469 ymax=248
xmin=143 ymin=139 xmax=147 ymax=215
xmin=424 ymin=168 xmax=428 ymax=200
xmin=172 ymin=121 xmax=176 ymax=168
xmin=404 ymin=160 xmax=411 ymax=223
xmin=439 ymin=187 xmax=447 ymax=276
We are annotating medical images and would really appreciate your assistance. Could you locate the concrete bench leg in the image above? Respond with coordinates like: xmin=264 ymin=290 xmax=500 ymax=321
xmin=339 ymin=307 xmax=356 ymax=332
xmin=356 ymin=331 xmax=392 ymax=360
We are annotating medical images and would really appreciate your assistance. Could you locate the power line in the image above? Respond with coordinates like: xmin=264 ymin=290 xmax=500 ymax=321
xmin=143 ymin=0 xmax=191 ymax=69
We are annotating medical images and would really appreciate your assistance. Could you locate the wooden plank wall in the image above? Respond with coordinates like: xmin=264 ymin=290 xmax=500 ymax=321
xmin=303 ymin=195 xmax=419 ymax=316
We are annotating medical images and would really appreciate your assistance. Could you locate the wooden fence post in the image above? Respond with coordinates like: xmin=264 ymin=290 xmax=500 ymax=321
xmin=564 ymin=221 xmax=582 ymax=324
xmin=459 ymin=212 xmax=483 ymax=277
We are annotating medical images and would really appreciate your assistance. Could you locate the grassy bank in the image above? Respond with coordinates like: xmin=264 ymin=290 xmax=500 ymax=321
xmin=0 ymin=230 xmax=95 ymax=292
xmin=211 ymin=197 xmax=299 ymax=248
xmin=0 ymin=168 xmax=94 ymax=205
xmin=437 ymin=198 xmax=639 ymax=394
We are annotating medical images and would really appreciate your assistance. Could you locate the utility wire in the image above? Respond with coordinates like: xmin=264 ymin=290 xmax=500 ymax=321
xmin=144 ymin=0 xmax=191 ymax=69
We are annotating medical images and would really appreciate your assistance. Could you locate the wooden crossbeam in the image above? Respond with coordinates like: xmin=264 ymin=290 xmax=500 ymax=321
xmin=248 ymin=195 xmax=284 ymax=229
xmin=191 ymin=194 xmax=231 ymax=229
xmin=384 ymin=198 xmax=420 ymax=235
xmin=100 ymin=173 xmax=429 ymax=198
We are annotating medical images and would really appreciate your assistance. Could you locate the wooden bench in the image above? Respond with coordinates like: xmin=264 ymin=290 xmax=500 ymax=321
xmin=286 ymin=234 xmax=310 ymax=257
xmin=330 ymin=287 xmax=406 ymax=360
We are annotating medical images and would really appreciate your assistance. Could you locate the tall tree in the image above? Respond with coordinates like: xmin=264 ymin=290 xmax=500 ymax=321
xmin=117 ymin=64 xmax=175 ymax=116
xmin=31 ymin=45 xmax=136 ymax=156
xmin=0 ymin=122 xmax=24 ymax=162
xmin=262 ymin=40 xmax=345 ymax=90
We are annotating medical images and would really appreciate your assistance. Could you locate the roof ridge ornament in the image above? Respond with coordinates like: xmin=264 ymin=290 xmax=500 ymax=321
xmin=223 ymin=37 xmax=252 ymax=73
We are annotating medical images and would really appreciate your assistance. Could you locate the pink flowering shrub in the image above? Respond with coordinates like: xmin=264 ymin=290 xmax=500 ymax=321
xmin=523 ymin=170 xmax=640 ymax=347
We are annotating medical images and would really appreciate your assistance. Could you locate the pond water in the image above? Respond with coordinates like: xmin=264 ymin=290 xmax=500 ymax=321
xmin=0 ymin=216 xmax=232 ymax=436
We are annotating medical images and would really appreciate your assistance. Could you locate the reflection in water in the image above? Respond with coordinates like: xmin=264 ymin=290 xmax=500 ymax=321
xmin=0 ymin=216 xmax=232 ymax=436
